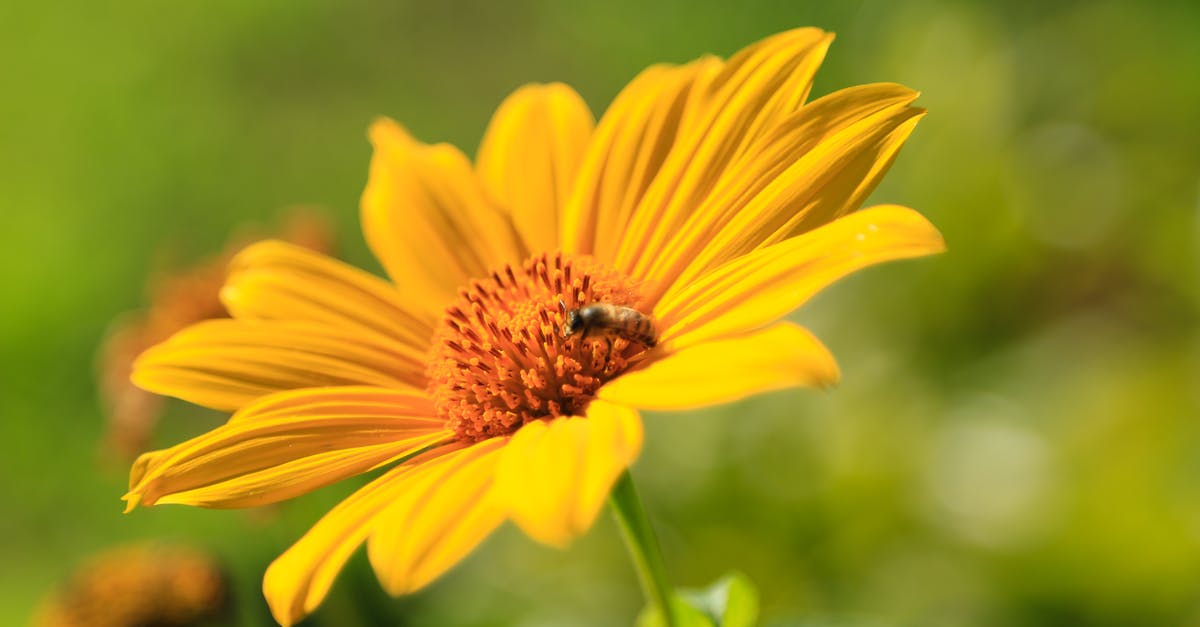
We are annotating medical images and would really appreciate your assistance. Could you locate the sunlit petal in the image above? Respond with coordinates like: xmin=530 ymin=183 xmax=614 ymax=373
xmin=367 ymin=438 xmax=508 ymax=595
xmin=263 ymin=442 xmax=466 ymax=626
xmin=614 ymin=28 xmax=834 ymax=280
xmin=562 ymin=57 xmax=721 ymax=261
xmin=477 ymin=83 xmax=594 ymax=253
xmin=646 ymin=83 xmax=924 ymax=298
xmin=132 ymin=319 xmax=426 ymax=411
xmin=655 ymin=205 xmax=945 ymax=350
xmin=599 ymin=323 xmax=838 ymax=410
xmin=222 ymin=240 xmax=434 ymax=349
xmin=362 ymin=119 xmax=526 ymax=318
xmin=123 ymin=387 xmax=448 ymax=511
xmin=495 ymin=401 xmax=643 ymax=547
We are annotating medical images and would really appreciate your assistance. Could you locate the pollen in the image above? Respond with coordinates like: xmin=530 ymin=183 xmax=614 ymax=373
xmin=429 ymin=252 xmax=653 ymax=441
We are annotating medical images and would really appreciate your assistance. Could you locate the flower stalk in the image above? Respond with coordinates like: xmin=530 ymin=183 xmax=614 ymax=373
xmin=609 ymin=470 xmax=676 ymax=627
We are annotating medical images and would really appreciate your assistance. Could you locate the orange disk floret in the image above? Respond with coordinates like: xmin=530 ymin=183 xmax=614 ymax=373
xmin=429 ymin=252 xmax=653 ymax=441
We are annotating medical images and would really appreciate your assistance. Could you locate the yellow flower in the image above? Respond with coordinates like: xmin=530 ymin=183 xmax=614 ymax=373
xmin=123 ymin=28 xmax=944 ymax=626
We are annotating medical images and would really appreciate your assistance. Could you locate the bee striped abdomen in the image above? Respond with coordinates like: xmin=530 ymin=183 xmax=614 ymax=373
xmin=621 ymin=307 xmax=657 ymax=347
xmin=562 ymin=303 xmax=657 ymax=348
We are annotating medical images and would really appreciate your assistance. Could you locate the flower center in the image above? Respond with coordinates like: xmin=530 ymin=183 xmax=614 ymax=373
xmin=428 ymin=252 xmax=653 ymax=442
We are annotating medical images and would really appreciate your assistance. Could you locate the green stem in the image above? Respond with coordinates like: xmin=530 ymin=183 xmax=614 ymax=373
xmin=609 ymin=470 xmax=676 ymax=627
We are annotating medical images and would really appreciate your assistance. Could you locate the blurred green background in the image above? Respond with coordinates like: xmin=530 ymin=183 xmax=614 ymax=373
xmin=3 ymin=0 xmax=1198 ymax=625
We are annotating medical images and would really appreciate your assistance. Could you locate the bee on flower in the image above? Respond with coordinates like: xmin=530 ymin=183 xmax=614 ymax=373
xmin=121 ymin=28 xmax=944 ymax=626
xmin=561 ymin=301 xmax=658 ymax=348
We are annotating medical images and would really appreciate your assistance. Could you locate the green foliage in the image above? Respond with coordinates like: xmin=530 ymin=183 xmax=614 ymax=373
xmin=637 ymin=572 xmax=760 ymax=627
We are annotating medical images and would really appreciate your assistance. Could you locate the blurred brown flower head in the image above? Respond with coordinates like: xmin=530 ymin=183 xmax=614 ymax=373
xmin=33 ymin=543 xmax=228 ymax=627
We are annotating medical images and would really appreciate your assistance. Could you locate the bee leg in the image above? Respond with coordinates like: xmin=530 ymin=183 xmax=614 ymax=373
xmin=602 ymin=336 xmax=614 ymax=374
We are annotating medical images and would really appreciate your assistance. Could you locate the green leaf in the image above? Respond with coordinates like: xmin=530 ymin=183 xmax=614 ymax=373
xmin=684 ymin=571 xmax=760 ymax=627
xmin=636 ymin=571 xmax=760 ymax=627
xmin=636 ymin=596 xmax=716 ymax=627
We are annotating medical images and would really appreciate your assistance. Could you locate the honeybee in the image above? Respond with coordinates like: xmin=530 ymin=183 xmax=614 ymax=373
xmin=560 ymin=302 xmax=657 ymax=348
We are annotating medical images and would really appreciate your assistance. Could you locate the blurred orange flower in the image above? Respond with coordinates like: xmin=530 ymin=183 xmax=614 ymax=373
xmin=122 ymin=29 xmax=943 ymax=625
xmin=34 ymin=543 xmax=227 ymax=627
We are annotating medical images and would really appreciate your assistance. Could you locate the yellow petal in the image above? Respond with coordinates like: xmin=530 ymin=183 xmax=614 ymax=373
xmin=650 ymin=84 xmax=925 ymax=296
xmin=224 ymin=385 xmax=431 ymax=424
xmin=561 ymin=57 xmax=721 ymax=260
xmin=123 ymin=386 xmax=449 ymax=511
xmin=477 ymin=83 xmax=595 ymax=253
xmin=598 ymin=323 xmax=839 ymax=411
xmin=262 ymin=442 xmax=467 ymax=626
xmin=367 ymin=438 xmax=508 ymax=595
xmin=494 ymin=401 xmax=643 ymax=547
xmin=222 ymin=240 xmax=434 ymax=350
xmin=362 ymin=119 xmax=526 ymax=318
xmin=764 ymin=87 xmax=925 ymax=240
xmin=655 ymin=205 xmax=945 ymax=351
xmin=132 ymin=319 xmax=427 ymax=411
xmin=613 ymin=28 xmax=834 ymax=280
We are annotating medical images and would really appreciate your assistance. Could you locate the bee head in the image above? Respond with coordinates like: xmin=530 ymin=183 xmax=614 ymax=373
xmin=562 ymin=309 xmax=585 ymax=338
